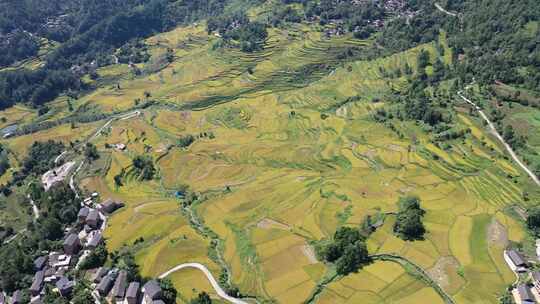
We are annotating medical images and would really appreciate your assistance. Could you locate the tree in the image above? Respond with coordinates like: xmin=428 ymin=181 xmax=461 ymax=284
xmin=84 ymin=143 xmax=99 ymax=161
xmin=114 ymin=174 xmax=123 ymax=187
xmin=393 ymin=196 xmax=426 ymax=241
xmin=158 ymin=278 xmax=178 ymax=304
xmin=416 ymin=49 xmax=430 ymax=74
xmin=336 ymin=241 xmax=369 ymax=275
xmin=21 ymin=140 xmax=64 ymax=176
xmin=132 ymin=155 xmax=155 ymax=180
xmin=38 ymin=217 xmax=64 ymax=240
xmin=191 ymin=292 xmax=212 ymax=304
xmin=80 ymin=243 xmax=108 ymax=269
xmin=527 ymin=207 xmax=540 ymax=235
xmin=72 ymin=288 xmax=94 ymax=304
xmin=111 ymin=246 xmax=141 ymax=282
xmin=42 ymin=286 xmax=68 ymax=304
xmin=503 ymin=125 xmax=515 ymax=143
xmin=315 ymin=226 xmax=370 ymax=274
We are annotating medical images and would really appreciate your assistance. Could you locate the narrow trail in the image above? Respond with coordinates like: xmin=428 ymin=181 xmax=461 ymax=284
xmin=27 ymin=194 xmax=39 ymax=221
xmin=158 ymin=263 xmax=248 ymax=304
xmin=458 ymin=91 xmax=540 ymax=186
xmin=88 ymin=110 xmax=141 ymax=141
xmin=55 ymin=110 xmax=141 ymax=165
xmin=371 ymin=254 xmax=455 ymax=304
xmin=69 ymin=160 xmax=85 ymax=198
xmin=435 ymin=3 xmax=457 ymax=17
xmin=305 ymin=254 xmax=454 ymax=304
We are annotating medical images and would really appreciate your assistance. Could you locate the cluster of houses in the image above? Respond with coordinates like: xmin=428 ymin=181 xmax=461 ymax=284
xmin=90 ymin=269 xmax=166 ymax=304
xmin=504 ymin=249 xmax=540 ymax=303
xmin=0 ymin=194 xmax=126 ymax=304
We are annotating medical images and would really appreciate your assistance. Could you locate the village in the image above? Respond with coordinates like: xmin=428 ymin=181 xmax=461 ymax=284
xmin=0 ymin=185 xmax=168 ymax=304
xmin=504 ymin=245 xmax=540 ymax=304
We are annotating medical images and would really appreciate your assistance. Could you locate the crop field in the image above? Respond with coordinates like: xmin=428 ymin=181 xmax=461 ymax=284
xmin=1 ymin=18 xmax=536 ymax=304
xmin=79 ymin=24 xmax=529 ymax=302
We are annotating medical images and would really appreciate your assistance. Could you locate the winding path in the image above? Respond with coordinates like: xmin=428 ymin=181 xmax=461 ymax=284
xmin=458 ymin=91 xmax=540 ymax=186
xmin=434 ymin=3 xmax=457 ymax=17
xmin=27 ymin=194 xmax=39 ymax=221
xmin=158 ymin=263 xmax=248 ymax=304
xmin=88 ymin=110 xmax=140 ymax=141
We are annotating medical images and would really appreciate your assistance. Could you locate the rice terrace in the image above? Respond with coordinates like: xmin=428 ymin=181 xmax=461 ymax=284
xmin=0 ymin=0 xmax=539 ymax=303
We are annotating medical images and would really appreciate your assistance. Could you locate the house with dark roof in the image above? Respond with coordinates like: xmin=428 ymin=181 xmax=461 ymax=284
xmin=87 ymin=230 xmax=102 ymax=249
xmin=11 ymin=290 xmax=22 ymax=304
xmin=63 ymin=234 xmax=81 ymax=255
xmin=126 ymin=282 xmax=140 ymax=304
xmin=111 ymin=270 xmax=128 ymax=302
xmin=142 ymin=280 xmax=162 ymax=303
xmin=92 ymin=267 xmax=109 ymax=284
xmin=86 ymin=209 xmax=100 ymax=228
xmin=101 ymin=199 xmax=123 ymax=214
xmin=33 ymin=256 xmax=48 ymax=271
xmin=514 ymin=284 xmax=535 ymax=304
xmin=504 ymin=249 xmax=527 ymax=272
xmin=77 ymin=207 xmax=89 ymax=223
xmin=29 ymin=270 xmax=45 ymax=296
xmin=56 ymin=277 xmax=75 ymax=297
xmin=96 ymin=274 xmax=114 ymax=297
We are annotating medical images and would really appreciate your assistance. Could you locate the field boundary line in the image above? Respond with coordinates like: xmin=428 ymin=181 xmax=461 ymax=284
xmin=371 ymin=254 xmax=456 ymax=304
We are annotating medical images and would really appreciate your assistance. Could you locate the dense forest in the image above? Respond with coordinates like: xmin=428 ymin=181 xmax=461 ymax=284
xmin=379 ymin=0 xmax=540 ymax=90
xmin=0 ymin=0 xmax=234 ymax=109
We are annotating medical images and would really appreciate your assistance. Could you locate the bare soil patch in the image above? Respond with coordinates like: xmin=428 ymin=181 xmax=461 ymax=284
xmin=426 ymin=256 xmax=461 ymax=291
xmin=301 ymin=244 xmax=318 ymax=264
xmin=256 ymin=218 xmax=290 ymax=230
xmin=487 ymin=218 xmax=509 ymax=247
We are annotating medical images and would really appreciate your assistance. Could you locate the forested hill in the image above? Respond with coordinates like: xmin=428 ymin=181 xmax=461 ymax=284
xmin=0 ymin=0 xmax=236 ymax=109
xmin=380 ymin=0 xmax=540 ymax=90
xmin=0 ymin=0 xmax=538 ymax=110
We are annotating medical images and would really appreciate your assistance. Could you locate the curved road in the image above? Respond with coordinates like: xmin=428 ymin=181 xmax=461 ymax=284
xmin=158 ymin=263 xmax=248 ymax=304
xmin=458 ymin=91 xmax=540 ymax=186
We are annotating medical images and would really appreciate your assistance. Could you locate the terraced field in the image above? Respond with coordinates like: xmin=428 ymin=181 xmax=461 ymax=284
xmin=1 ymin=20 xmax=537 ymax=304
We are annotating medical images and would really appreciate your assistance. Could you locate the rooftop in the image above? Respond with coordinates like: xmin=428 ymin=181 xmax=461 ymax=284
xmin=517 ymin=284 xmax=534 ymax=301
xmin=143 ymin=279 xmax=162 ymax=299
xmin=532 ymin=271 xmax=540 ymax=282
xmin=126 ymin=282 xmax=140 ymax=299
xmin=63 ymin=233 xmax=79 ymax=246
xmin=112 ymin=270 xmax=128 ymax=299
xmin=507 ymin=250 xmax=526 ymax=266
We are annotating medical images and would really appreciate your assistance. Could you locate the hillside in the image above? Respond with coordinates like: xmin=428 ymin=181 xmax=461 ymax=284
xmin=0 ymin=0 xmax=539 ymax=304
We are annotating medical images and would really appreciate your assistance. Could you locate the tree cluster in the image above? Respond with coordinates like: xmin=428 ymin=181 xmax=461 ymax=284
xmin=316 ymin=226 xmax=370 ymax=275
xmin=0 ymin=0 xmax=235 ymax=109
xmin=132 ymin=155 xmax=156 ymax=180
xmin=393 ymin=196 xmax=426 ymax=241
xmin=19 ymin=140 xmax=64 ymax=178
xmin=527 ymin=207 xmax=540 ymax=236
